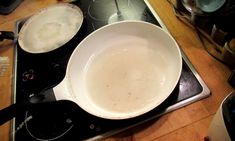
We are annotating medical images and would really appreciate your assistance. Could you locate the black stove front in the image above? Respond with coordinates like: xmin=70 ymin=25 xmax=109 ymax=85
xmin=12 ymin=0 xmax=210 ymax=140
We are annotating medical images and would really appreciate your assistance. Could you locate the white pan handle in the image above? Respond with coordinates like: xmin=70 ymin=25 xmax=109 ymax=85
xmin=53 ymin=77 xmax=74 ymax=102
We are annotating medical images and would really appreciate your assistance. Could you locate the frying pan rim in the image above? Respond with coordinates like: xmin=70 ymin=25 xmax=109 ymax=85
xmin=65 ymin=20 xmax=183 ymax=119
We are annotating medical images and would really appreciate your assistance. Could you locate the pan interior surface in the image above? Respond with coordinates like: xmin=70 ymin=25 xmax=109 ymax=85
xmin=67 ymin=21 xmax=182 ymax=119
xmin=86 ymin=40 xmax=169 ymax=113
xmin=18 ymin=4 xmax=83 ymax=53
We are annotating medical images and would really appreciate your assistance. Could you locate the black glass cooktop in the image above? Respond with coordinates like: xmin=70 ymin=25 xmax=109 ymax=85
xmin=12 ymin=0 xmax=210 ymax=140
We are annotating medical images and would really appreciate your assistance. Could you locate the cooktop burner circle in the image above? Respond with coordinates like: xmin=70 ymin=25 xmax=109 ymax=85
xmin=24 ymin=110 xmax=74 ymax=140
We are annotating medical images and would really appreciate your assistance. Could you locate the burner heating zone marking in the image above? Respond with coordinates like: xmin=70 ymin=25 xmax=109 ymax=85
xmin=12 ymin=115 xmax=33 ymax=135
xmin=22 ymin=69 xmax=35 ymax=82
xmin=25 ymin=112 xmax=73 ymax=141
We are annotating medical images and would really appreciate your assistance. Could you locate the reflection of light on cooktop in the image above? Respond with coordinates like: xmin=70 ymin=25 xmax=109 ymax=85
xmin=88 ymin=0 xmax=147 ymax=23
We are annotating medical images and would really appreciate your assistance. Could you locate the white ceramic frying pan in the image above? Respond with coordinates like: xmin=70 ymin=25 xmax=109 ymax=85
xmin=51 ymin=21 xmax=182 ymax=119
xmin=0 ymin=21 xmax=182 ymax=124
xmin=0 ymin=3 xmax=83 ymax=53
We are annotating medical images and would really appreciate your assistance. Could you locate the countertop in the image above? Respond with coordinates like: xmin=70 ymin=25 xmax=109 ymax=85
xmin=0 ymin=0 xmax=234 ymax=141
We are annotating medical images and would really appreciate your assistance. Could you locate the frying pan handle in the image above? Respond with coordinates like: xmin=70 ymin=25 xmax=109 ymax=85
xmin=0 ymin=103 xmax=29 ymax=126
xmin=0 ymin=31 xmax=15 ymax=41
xmin=0 ymin=100 xmax=54 ymax=126
xmin=0 ymin=102 xmax=55 ymax=126
xmin=0 ymin=89 xmax=56 ymax=126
